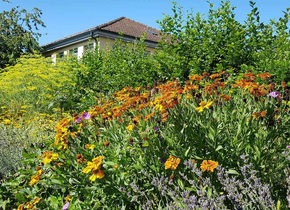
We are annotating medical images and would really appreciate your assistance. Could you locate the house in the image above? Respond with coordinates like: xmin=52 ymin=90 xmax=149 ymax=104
xmin=41 ymin=17 xmax=162 ymax=61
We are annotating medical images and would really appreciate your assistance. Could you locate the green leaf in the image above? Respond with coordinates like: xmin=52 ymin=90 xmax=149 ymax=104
xmin=184 ymin=146 xmax=191 ymax=157
xmin=15 ymin=193 xmax=25 ymax=202
xmin=194 ymin=155 xmax=203 ymax=160
xmin=177 ymin=178 xmax=184 ymax=190
xmin=104 ymin=161 xmax=117 ymax=167
xmin=215 ymin=145 xmax=223 ymax=151
xmin=277 ymin=200 xmax=281 ymax=210
xmin=50 ymin=179 xmax=63 ymax=185
xmin=227 ymin=169 xmax=239 ymax=175
xmin=142 ymin=141 xmax=149 ymax=147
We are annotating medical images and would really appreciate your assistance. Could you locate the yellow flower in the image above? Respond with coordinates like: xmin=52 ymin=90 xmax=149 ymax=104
xmin=89 ymin=169 xmax=105 ymax=181
xmin=32 ymin=197 xmax=42 ymax=205
xmin=165 ymin=155 xmax=180 ymax=170
xmin=29 ymin=175 xmax=40 ymax=186
xmin=154 ymin=104 xmax=164 ymax=111
xmin=200 ymin=160 xmax=218 ymax=172
xmin=27 ymin=86 xmax=37 ymax=90
xmin=1 ymin=106 xmax=7 ymax=109
xmin=39 ymin=151 xmax=58 ymax=165
xmin=127 ymin=124 xmax=134 ymax=131
xmin=195 ymin=100 xmax=213 ymax=113
xmin=65 ymin=195 xmax=71 ymax=203
xmin=85 ymin=144 xmax=95 ymax=149
xmin=3 ymin=119 xmax=11 ymax=125
xmin=17 ymin=203 xmax=25 ymax=210
xmin=113 ymin=164 xmax=119 ymax=169
xmin=82 ymin=156 xmax=104 ymax=174
xmin=82 ymin=156 xmax=105 ymax=181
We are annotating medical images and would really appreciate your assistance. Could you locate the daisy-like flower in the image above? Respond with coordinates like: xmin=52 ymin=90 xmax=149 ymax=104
xmin=127 ymin=124 xmax=134 ymax=131
xmin=85 ymin=144 xmax=95 ymax=150
xmin=82 ymin=156 xmax=105 ymax=181
xmin=200 ymin=160 xmax=218 ymax=172
xmin=39 ymin=151 xmax=58 ymax=165
xmin=165 ymin=155 xmax=181 ymax=170
xmin=89 ymin=169 xmax=105 ymax=181
xmin=195 ymin=100 xmax=213 ymax=113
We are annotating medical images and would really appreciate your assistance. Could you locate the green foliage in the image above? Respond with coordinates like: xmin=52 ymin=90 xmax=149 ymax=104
xmin=0 ymin=54 xmax=82 ymax=114
xmin=157 ymin=1 xmax=290 ymax=81
xmin=0 ymin=122 xmax=54 ymax=179
xmin=0 ymin=0 xmax=45 ymax=69
xmin=83 ymin=35 xmax=159 ymax=91
xmin=1 ymin=71 xmax=290 ymax=208
xmin=61 ymin=36 xmax=160 ymax=112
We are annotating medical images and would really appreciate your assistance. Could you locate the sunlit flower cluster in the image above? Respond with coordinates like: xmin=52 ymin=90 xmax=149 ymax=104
xmin=82 ymin=156 xmax=105 ymax=181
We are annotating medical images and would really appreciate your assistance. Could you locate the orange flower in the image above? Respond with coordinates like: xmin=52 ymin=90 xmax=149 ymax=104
xmin=243 ymin=72 xmax=255 ymax=78
xmin=76 ymin=154 xmax=86 ymax=164
xmin=189 ymin=74 xmax=203 ymax=82
xmin=104 ymin=141 xmax=110 ymax=147
xmin=252 ymin=111 xmax=267 ymax=119
xmin=257 ymin=73 xmax=272 ymax=79
xmin=165 ymin=155 xmax=180 ymax=170
xmin=220 ymin=94 xmax=232 ymax=101
xmin=200 ymin=160 xmax=218 ymax=172
xmin=210 ymin=73 xmax=220 ymax=79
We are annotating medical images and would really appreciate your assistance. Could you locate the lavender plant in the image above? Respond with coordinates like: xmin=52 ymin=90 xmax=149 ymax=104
xmin=123 ymin=156 xmax=278 ymax=210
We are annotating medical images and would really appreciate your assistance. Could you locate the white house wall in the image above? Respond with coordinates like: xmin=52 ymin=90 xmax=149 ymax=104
xmin=42 ymin=37 xmax=156 ymax=60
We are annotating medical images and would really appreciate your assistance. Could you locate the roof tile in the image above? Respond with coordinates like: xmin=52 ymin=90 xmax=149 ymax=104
xmin=42 ymin=17 xmax=161 ymax=47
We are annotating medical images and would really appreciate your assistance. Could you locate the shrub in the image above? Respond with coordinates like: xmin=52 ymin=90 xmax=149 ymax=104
xmin=59 ymin=35 xmax=161 ymax=113
xmin=0 ymin=54 xmax=82 ymax=115
xmin=157 ymin=1 xmax=290 ymax=81
xmin=1 ymin=71 xmax=290 ymax=209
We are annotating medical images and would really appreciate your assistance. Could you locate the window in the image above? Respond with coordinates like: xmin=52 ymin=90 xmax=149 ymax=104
xmin=69 ymin=48 xmax=78 ymax=57
xmin=144 ymin=51 xmax=150 ymax=56
xmin=58 ymin=52 xmax=64 ymax=58
xmin=84 ymin=43 xmax=94 ymax=54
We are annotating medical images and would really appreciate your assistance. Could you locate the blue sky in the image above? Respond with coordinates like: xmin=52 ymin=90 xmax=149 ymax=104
xmin=1 ymin=0 xmax=290 ymax=46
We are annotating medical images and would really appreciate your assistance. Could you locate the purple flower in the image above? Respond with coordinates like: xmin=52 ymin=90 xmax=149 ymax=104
xmin=286 ymin=146 xmax=290 ymax=148
xmin=76 ymin=117 xmax=81 ymax=123
xmin=160 ymin=157 xmax=166 ymax=163
xmin=155 ymin=126 xmax=159 ymax=132
xmin=82 ymin=112 xmax=91 ymax=120
xmin=62 ymin=202 xmax=69 ymax=210
xmin=158 ymin=134 xmax=163 ymax=138
xmin=269 ymin=92 xmax=279 ymax=98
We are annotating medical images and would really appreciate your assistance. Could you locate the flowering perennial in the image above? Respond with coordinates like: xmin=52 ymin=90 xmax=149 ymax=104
xmin=200 ymin=160 xmax=218 ymax=172
xmin=82 ymin=156 xmax=105 ymax=181
xmin=165 ymin=155 xmax=181 ymax=170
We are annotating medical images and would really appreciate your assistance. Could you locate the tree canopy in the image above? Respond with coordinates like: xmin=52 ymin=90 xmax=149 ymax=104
xmin=0 ymin=0 xmax=45 ymax=69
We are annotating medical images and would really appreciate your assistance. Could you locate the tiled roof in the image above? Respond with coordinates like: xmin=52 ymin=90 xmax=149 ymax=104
xmin=42 ymin=17 xmax=161 ymax=47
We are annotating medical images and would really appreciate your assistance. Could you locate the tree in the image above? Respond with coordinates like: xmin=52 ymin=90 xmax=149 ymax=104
xmin=157 ymin=1 xmax=290 ymax=81
xmin=0 ymin=0 xmax=45 ymax=69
